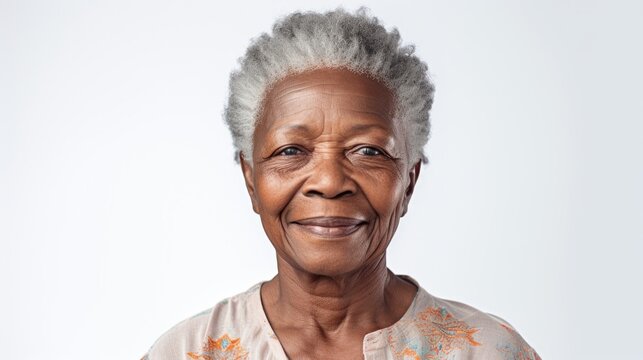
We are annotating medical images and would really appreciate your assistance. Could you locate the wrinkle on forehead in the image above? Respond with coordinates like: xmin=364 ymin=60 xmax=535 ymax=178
xmin=263 ymin=76 xmax=394 ymax=130
xmin=264 ymin=69 xmax=394 ymax=114
xmin=269 ymin=68 xmax=392 ymax=96
xmin=254 ymin=68 xmax=404 ymax=158
xmin=272 ymin=93 xmax=393 ymax=123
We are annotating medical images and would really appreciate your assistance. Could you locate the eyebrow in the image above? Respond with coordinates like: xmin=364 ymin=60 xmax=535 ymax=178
xmin=347 ymin=122 xmax=391 ymax=133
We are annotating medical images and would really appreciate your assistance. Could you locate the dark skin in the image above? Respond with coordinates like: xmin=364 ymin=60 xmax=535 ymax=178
xmin=240 ymin=68 xmax=422 ymax=359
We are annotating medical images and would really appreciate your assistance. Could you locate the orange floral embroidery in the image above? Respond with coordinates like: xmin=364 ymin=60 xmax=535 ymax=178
xmin=186 ymin=334 xmax=248 ymax=360
xmin=400 ymin=348 xmax=421 ymax=360
xmin=389 ymin=306 xmax=481 ymax=359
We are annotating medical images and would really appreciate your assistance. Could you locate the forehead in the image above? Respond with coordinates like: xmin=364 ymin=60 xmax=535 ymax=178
xmin=259 ymin=68 xmax=396 ymax=131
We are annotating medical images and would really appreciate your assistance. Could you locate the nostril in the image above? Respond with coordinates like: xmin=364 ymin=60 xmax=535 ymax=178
xmin=304 ymin=189 xmax=324 ymax=197
xmin=304 ymin=188 xmax=355 ymax=199
xmin=333 ymin=190 xmax=355 ymax=199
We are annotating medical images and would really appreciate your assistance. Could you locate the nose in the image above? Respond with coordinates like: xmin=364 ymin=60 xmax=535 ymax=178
xmin=302 ymin=156 xmax=357 ymax=199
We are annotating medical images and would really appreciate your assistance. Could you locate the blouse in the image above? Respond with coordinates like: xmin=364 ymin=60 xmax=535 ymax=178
xmin=142 ymin=276 xmax=540 ymax=359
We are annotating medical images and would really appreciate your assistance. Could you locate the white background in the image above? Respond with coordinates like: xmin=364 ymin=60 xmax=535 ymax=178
xmin=1 ymin=0 xmax=642 ymax=359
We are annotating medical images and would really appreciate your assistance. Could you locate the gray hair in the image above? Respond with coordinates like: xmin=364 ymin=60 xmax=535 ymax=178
xmin=224 ymin=7 xmax=435 ymax=164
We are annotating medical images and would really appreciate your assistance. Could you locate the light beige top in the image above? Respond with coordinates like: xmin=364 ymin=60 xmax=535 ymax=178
xmin=142 ymin=277 xmax=540 ymax=359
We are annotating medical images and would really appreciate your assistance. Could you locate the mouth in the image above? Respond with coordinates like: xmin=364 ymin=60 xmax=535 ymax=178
xmin=291 ymin=216 xmax=367 ymax=238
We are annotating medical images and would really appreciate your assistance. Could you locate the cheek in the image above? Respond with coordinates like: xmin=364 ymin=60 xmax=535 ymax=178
xmin=254 ymin=169 xmax=300 ymax=218
xmin=253 ymin=171 xmax=298 ymax=255
xmin=354 ymin=170 xmax=407 ymax=259
xmin=357 ymin=168 xmax=407 ymax=216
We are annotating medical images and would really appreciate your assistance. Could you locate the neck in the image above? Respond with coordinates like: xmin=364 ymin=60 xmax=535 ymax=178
xmin=261 ymin=254 xmax=416 ymax=336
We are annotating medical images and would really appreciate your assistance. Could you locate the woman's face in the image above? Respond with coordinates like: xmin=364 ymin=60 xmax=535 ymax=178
xmin=241 ymin=68 xmax=420 ymax=277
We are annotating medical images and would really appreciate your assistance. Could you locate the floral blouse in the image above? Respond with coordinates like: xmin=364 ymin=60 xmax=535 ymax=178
xmin=142 ymin=276 xmax=540 ymax=359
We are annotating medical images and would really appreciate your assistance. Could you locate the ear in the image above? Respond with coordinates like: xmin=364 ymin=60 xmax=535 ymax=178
xmin=239 ymin=152 xmax=259 ymax=214
xmin=401 ymin=160 xmax=422 ymax=217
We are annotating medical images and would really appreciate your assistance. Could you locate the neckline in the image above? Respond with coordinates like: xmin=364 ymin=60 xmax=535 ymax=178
xmin=251 ymin=274 xmax=423 ymax=358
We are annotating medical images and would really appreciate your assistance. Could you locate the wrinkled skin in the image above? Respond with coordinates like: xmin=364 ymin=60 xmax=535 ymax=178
xmin=240 ymin=68 xmax=421 ymax=359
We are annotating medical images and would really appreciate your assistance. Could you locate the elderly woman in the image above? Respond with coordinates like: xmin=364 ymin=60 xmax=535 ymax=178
xmin=143 ymin=8 xmax=539 ymax=360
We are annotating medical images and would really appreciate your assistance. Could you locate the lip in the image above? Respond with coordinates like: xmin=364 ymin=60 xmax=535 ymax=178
xmin=291 ymin=217 xmax=367 ymax=238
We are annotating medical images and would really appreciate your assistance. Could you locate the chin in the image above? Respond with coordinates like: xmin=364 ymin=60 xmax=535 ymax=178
xmin=292 ymin=250 xmax=369 ymax=278
xmin=270 ymin=226 xmax=378 ymax=277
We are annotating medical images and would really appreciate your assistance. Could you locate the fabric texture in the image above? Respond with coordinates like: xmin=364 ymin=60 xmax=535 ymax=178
xmin=142 ymin=276 xmax=540 ymax=359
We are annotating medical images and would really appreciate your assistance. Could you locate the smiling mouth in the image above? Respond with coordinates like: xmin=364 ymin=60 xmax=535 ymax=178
xmin=292 ymin=217 xmax=366 ymax=238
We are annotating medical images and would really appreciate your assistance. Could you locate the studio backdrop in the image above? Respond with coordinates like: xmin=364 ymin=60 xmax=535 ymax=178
xmin=1 ymin=1 xmax=641 ymax=359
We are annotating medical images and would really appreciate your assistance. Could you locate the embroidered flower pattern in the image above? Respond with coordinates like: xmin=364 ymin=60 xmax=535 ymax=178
xmin=186 ymin=334 xmax=249 ymax=360
xmin=389 ymin=306 xmax=481 ymax=359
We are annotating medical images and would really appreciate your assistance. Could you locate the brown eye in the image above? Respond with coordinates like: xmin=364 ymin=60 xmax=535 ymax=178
xmin=277 ymin=146 xmax=304 ymax=156
xmin=356 ymin=147 xmax=382 ymax=156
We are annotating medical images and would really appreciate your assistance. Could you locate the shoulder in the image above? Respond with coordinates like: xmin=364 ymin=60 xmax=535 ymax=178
xmin=142 ymin=284 xmax=262 ymax=360
xmin=402 ymin=285 xmax=540 ymax=359
xmin=142 ymin=306 xmax=213 ymax=360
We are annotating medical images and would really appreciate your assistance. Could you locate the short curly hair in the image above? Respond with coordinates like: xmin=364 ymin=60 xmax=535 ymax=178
xmin=224 ymin=7 xmax=435 ymax=164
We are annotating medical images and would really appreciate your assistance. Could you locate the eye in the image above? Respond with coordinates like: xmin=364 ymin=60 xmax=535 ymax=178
xmin=276 ymin=146 xmax=305 ymax=156
xmin=356 ymin=146 xmax=383 ymax=156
